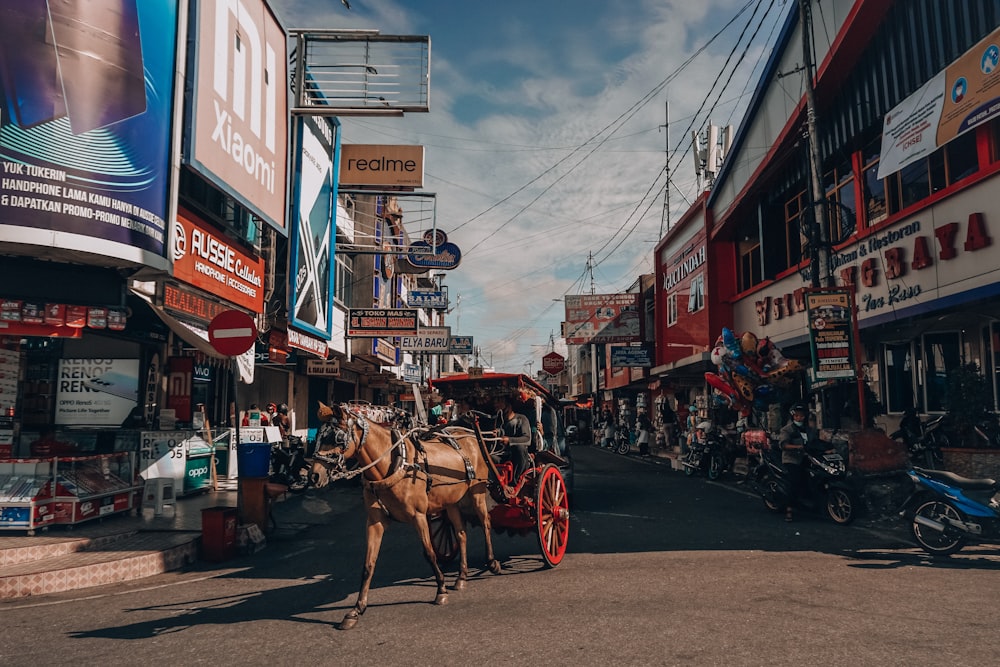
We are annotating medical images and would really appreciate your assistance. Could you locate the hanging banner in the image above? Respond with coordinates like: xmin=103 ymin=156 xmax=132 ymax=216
xmin=878 ymin=24 xmax=1000 ymax=178
xmin=805 ymin=289 xmax=856 ymax=381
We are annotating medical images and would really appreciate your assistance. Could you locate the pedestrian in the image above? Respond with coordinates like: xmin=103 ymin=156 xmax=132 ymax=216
xmin=272 ymin=403 xmax=290 ymax=443
xmin=636 ymin=413 xmax=652 ymax=456
xmin=659 ymin=399 xmax=678 ymax=448
xmin=778 ymin=402 xmax=817 ymax=522
xmin=602 ymin=413 xmax=616 ymax=449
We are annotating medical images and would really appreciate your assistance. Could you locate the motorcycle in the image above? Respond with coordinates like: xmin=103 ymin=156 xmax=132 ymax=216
xmin=682 ymin=429 xmax=727 ymax=480
xmin=270 ymin=435 xmax=311 ymax=493
xmin=613 ymin=426 xmax=631 ymax=455
xmin=751 ymin=440 xmax=859 ymax=524
xmin=890 ymin=413 xmax=947 ymax=469
xmin=901 ymin=466 xmax=1000 ymax=556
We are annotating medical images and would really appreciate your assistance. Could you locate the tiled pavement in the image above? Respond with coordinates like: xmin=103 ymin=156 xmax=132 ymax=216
xmin=0 ymin=484 xmax=237 ymax=599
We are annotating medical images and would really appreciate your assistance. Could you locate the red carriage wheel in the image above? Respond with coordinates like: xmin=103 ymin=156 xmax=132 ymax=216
xmin=429 ymin=512 xmax=459 ymax=564
xmin=535 ymin=464 xmax=569 ymax=567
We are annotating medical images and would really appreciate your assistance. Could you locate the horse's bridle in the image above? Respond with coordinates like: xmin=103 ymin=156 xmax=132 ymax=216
xmin=312 ymin=408 xmax=413 ymax=484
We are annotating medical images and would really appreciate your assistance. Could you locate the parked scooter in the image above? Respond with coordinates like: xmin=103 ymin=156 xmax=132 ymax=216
xmin=270 ymin=435 xmax=311 ymax=493
xmin=682 ymin=421 xmax=727 ymax=480
xmin=901 ymin=466 xmax=1000 ymax=556
xmin=890 ymin=409 xmax=946 ymax=469
xmin=751 ymin=439 xmax=859 ymax=524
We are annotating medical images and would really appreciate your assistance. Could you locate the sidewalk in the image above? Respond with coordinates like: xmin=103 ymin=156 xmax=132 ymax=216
xmin=0 ymin=480 xmax=323 ymax=599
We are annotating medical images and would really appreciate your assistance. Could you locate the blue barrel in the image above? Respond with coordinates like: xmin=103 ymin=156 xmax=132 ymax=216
xmin=237 ymin=442 xmax=271 ymax=478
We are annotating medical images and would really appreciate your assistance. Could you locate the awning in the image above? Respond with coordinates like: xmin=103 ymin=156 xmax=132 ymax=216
xmin=130 ymin=289 xmax=254 ymax=382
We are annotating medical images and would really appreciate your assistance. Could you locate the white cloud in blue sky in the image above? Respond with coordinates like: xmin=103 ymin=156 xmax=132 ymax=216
xmin=270 ymin=0 xmax=790 ymax=374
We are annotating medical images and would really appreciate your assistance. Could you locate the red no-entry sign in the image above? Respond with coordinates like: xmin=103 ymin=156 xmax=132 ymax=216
xmin=208 ymin=310 xmax=258 ymax=357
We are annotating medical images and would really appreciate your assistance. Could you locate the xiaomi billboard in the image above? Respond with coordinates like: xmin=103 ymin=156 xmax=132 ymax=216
xmin=185 ymin=0 xmax=288 ymax=231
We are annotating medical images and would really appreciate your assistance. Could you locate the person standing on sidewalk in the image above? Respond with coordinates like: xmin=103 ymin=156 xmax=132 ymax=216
xmin=636 ymin=413 xmax=652 ymax=456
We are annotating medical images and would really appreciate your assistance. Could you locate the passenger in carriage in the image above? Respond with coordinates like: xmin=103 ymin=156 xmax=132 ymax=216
xmin=494 ymin=396 xmax=532 ymax=480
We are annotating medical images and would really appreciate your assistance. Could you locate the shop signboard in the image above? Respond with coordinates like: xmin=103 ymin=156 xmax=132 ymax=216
xmin=399 ymin=327 xmax=451 ymax=351
xmin=563 ymin=293 xmax=643 ymax=345
xmin=347 ymin=309 xmax=419 ymax=337
xmin=805 ymin=289 xmax=856 ymax=381
xmin=610 ymin=345 xmax=653 ymax=368
xmin=402 ymin=363 xmax=421 ymax=383
xmin=55 ymin=358 xmax=140 ymax=426
xmin=0 ymin=2 xmax=179 ymax=269
xmin=407 ymin=290 xmax=448 ymax=309
xmin=339 ymin=144 xmax=424 ymax=188
xmin=448 ymin=336 xmax=474 ymax=355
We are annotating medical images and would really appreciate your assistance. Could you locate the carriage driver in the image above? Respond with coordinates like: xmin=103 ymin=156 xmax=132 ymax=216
xmin=495 ymin=396 xmax=533 ymax=480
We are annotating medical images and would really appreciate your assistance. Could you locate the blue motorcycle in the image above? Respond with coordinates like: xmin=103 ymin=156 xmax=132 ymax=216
xmin=902 ymin=467 xmax=1000 ymax=556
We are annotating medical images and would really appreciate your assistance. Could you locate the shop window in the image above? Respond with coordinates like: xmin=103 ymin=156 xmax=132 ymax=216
xmin=823 ymin=160 xmax=856 ymax=245
xmin=737 ymin=219 xmax=762 ymax=292
xmin=783 ymin=191 xmax=806 ymax=270
xmin=883 ymin=342 xmax=917 ymax=414
xmin=862 ymin=140 xmax=888 ymax=226
xmin=945 ymin=130 xmax=979 ymax=184
xmin=666 ymin=292 xmax=678 ymax=326
xmin=896 ymin=159 xmax=930 ymax=212
xmin=334 ymin=251 xmax=353 ymax=308
xmin=687 ymin=274 xmax=704 ymax=313
xmin=923 ymin=331 xmax=962 ymax=412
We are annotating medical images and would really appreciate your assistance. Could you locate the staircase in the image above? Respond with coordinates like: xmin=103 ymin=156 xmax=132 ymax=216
xmin=0 ymin=528 xmax=201 ymax=599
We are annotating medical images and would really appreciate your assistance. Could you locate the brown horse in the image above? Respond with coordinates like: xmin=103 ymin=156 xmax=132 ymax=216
xmin=310 ymin=403 xmax=501 ymax=630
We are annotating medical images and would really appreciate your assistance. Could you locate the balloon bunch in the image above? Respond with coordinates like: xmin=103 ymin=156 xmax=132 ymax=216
xmin=704 ymin=327 xmax=804 ymax=410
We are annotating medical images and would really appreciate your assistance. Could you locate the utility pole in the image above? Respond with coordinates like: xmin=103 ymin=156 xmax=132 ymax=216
xmin=799 ymin=0 xmax=831 ymax=288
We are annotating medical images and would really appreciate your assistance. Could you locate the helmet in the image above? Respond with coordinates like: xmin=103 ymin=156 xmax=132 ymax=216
xmin=789 ymin=402 xmax=808 ymax=416
xmin=278 ymin=403 xmax=288 ymax=414
xmin=266 ymin=402 xmax=277 ymax=412
xmin=696 ymin=420 xmax=713 ymax=432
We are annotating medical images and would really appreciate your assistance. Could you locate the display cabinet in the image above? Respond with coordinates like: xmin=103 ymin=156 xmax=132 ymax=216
xmin=0 ymin=452 xmax=138 ymax=533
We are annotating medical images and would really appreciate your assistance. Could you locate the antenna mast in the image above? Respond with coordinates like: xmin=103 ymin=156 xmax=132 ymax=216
xmin=659 ymin=98 xmax=670 ymax=238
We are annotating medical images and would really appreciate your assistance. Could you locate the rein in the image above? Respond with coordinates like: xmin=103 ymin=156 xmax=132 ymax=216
xmin=314 ymin=412 xmax=425 ymax=483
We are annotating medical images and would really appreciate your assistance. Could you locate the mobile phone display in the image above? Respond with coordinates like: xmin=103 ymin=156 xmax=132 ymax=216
xmin=0 ymin=0 xmax=67 ymax=129
xmin=48 ymin=0 xmax=146 ymax=134
xmin=85 ymin=372 xmax=139 ymax=402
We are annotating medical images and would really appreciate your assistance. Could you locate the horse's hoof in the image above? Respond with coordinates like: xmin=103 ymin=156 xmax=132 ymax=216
xmin=454 ymin=579 xmax=467 ymax=591
xmin=339 ymin=615 xmax=359 ymax=631
xmin=487 ymin=559 xmax=502 ymax=574
xmin=434 ymin=593 xmax=449 ymax=605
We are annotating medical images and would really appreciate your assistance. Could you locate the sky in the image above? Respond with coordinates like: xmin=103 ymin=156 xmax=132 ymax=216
xmin=269 ymin=0 xmax=792 ymax=375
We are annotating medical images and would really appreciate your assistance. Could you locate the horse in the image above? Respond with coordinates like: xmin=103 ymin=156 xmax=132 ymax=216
xmin=310 ymin=403 xmax=502 ymax=630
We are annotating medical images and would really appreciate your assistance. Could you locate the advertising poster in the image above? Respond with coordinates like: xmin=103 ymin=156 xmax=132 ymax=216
xmin=878 ymin=24 xmax=1000 ymax=178
xmin=187 ymin=0 xmax=288 ymax=230
xmin=55 ymin=358 xmax=140 ymax=426
xmin=805 ymin=290 xmax=856 ymax=381
xmin=289 ymin=115 xmax=338 ymax=338
xmin=0 ymin=1 xmax=179 ymax=267
xmin=563 ymin=293 xmax=642 ymax=345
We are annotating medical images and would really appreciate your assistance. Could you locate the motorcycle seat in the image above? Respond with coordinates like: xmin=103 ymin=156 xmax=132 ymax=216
xmin=918 ymin=467 xmax=996 ymax=490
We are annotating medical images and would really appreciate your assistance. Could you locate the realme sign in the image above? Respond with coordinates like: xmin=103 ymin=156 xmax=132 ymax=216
xmin=340 ymin=145 xmax=424 ymax=188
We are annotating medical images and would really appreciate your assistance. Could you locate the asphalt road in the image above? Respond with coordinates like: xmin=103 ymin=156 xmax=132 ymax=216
xmin=2 ymin=445 xmax=998 ymax=666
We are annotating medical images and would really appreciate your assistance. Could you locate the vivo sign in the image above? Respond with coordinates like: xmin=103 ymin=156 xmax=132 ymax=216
xmin=190 ymin=0 xmax=288 ymax=229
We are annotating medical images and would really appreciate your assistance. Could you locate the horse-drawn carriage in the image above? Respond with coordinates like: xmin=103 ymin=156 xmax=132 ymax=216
xmin=308 ymin=372 xmax=571 ymax=630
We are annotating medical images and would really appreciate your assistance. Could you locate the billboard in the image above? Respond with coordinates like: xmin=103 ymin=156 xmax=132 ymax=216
xmin=0 ymin=0 xmax=179 ymax=268
xmin=399 ymin=327 xmax=451 ymax=352
xmin=172 ymin=209 xmax=265 ymax=313
xmin=339 ymin=144 xmax=424 ymax=188
xmin=186 ymin=0 xmax=288 ymax=231
xmin=289 ymin=114 xmax=338 ymax=338
xmin=347 ymin=309 xmax=419 ymax=338
xmin=55 ymin=358 xmax=140 ymax=426
xmin=878 ymin=24 xmax=1000 ymax=178
xmin=563 ymin=293 xmax=642 ymax=345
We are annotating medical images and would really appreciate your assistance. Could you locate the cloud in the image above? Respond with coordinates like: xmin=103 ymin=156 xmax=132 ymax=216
xmin=272 ymin=0 xmax=785 ymax=373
